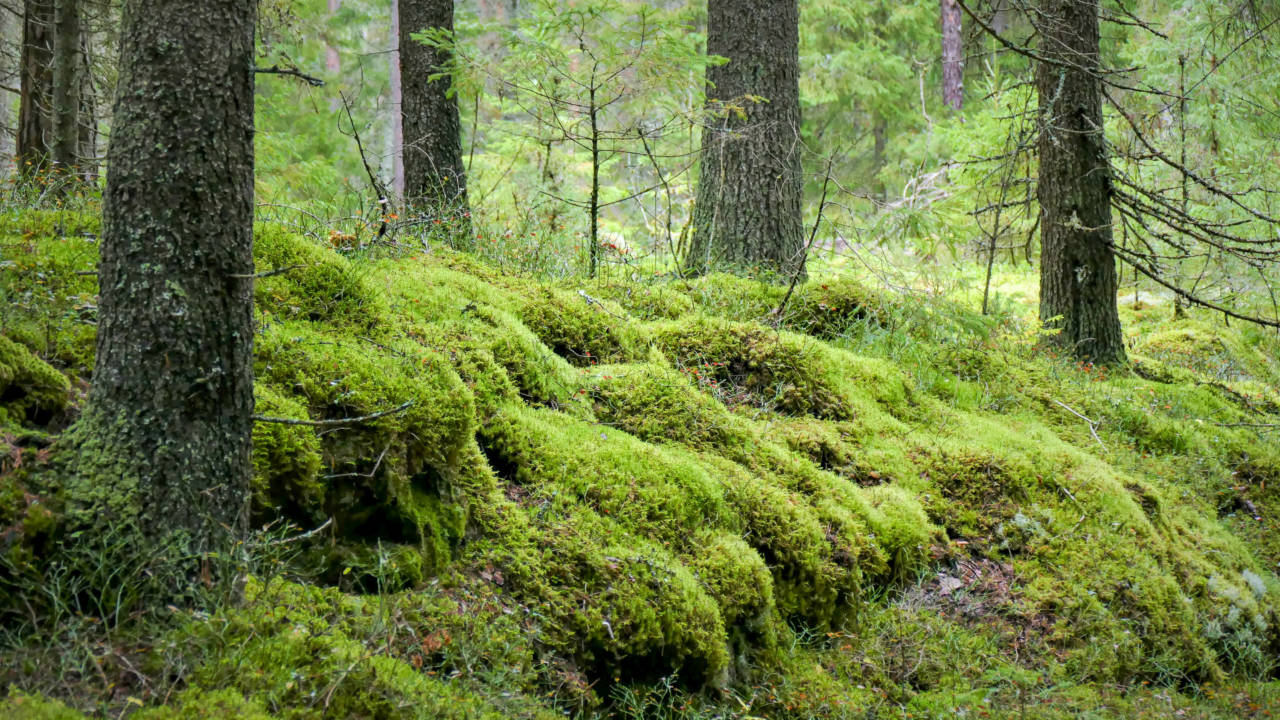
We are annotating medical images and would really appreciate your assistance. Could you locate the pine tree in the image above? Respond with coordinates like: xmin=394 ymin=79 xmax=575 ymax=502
xmin=685 ymin=0 xmax=804 ymax=279
xmin=400 ymin=0 xmax=469 ymax=225
xmin=17 ymin=0 xmax=55 ymax=175
xmin=60 ymin=0 xmax=257 ymax=605
xmin=941 ymin=0 xmax=963 ymax=110
xmin=1035 ymin=0 xmax=1125 ymax=364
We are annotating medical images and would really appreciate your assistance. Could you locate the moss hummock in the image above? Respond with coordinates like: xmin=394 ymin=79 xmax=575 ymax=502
xmin=3 ymin=219 xmax=1279 ymax=718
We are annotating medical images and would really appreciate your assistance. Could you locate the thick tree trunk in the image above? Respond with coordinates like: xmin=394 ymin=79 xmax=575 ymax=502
xmin=1035 ymin=0 xmax=1125 ymax=364
xmin=685 ymin=0 xmax=804 ymax=280
xmin=941 ymin=0 xmax=963 ymax=111
xmin=17 ymin=0 xmax=55 ymax=176
xmin=61 ymin=0 xmax=256 ymax=605
xmin=51 ymin=0 xmax=80 ymax=175
xmin=399 ymin=0 xmax=469 ymax=225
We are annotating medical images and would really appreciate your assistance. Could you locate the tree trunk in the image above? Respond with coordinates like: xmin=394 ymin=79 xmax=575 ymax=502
xmin=685 ymin=0 xmax=804 ymax=279
xmin=76 ymin=29 xmax=98 ymax=183
xmin=399 ymin=0 xmax=469 ymax=226
xmin=941 ymin=0 xmax=963 ymax=111
xmin=51 ymin=0 xmax=80 ymax=176
xmin=60 ymin=0 xmax=256 ymax=606
xmin=0 ymin=11 xmax=15 ymax=177
xmin=17 ymin=0 xmax=55 ymax=176
xmin=325 ymin=0 xmax=341 ymax=112
xmin=390 ymin=0 xmax=405 ymax=199
xmin=1035 ymin=0 xmax=1125 ymax=364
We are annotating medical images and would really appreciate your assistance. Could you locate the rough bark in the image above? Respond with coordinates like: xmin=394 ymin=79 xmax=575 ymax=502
xmin=941 ymin=0 xmax=963 ymax=111
xmin=17 ymin=0 xmax=55 ymax=175
xmin=399 ymin=0 xmax=469 ymax=223
xmin=51 ymin=0 xmax=80 ymax=175
xmin=60 ymin=0 xmax=256 ymax=605
xmin=685 ymin=0 xmax=804 ymax=280
xmin=1035 ymin=0 xmax=1125 ymax=364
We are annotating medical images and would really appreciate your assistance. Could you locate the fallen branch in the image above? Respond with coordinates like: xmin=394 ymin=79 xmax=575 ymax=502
xmin=252 ymin=401 xmax=413 ymax=427
xmin=228 ymin=264 xmax=305 ymax=279
xmin=263 ymin=517 xmax=334 ymax=546
xmin=1051 ymin=399 xmax=1107 ymax=452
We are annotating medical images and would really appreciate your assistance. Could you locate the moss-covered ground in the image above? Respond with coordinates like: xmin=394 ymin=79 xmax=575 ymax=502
xmin=1 ymin=209 xmax=1278 ymax=718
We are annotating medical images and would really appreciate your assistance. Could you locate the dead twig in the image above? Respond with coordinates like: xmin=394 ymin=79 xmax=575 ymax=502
xmin=252 ymin=401 xmax=413 ymax=428
xmin=1050 ymin=399 xmax=1107 ymax=452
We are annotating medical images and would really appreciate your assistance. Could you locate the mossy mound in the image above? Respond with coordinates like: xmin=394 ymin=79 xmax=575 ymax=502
xmin=679 ymin=272 xmax=892 ymax=337
xmin=253 ymin=225 xmax=391 ymax=331
xmin=4 ymin=219 xmax=1280 ymax=718
xmin=0 ymin=336 xmax=71 ymax=429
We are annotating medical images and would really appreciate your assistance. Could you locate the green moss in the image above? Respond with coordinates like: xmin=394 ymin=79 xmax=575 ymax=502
xmin=0 ymin=691 xmax=85 ymax=720
xmin=0 ymin=336 xmax=71 ymax=428
xmin=133 ymin=689 xmax=278 ymax=720
xmin=649 ymin=314 xmax=912 ymax=422
xmin=255 ymin=322 xmax=475 ymax=573
xmin=514 ymin=286 xmax=646 ymax=366
xmin=253 ymin=225 xmax=390 ymax=331
xmin=5 ymin=207 xmax=1280 ymax=716
xmin=478 ymin=402 xmax=726 ymax=544
xmin=679 ymin=272 xmax=891 ymax=337
xmin=250 ymin=385 xmax=324 ymax=523
xmin=469 ymin=504 xmax=732 ymax=689
xmin=591 ymin=281 xmax=695 ymax=320
xmin=173 ymin=578 xmax=561 ymax=720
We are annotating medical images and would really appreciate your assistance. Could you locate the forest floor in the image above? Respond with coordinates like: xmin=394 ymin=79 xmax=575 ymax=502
xmin=1 ymin=207 xmax=1279 ymax=719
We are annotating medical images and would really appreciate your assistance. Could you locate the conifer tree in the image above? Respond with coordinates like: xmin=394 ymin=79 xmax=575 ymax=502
xmin=400 ymin=0 xmax=469 ymax=226
xmin=61 ymin=0 xmax=257 ymax=605
xmin=685 ymin=0 xmax=804 ymax=279
xmin=1035 ymin=0 xmax=1125 ymax=363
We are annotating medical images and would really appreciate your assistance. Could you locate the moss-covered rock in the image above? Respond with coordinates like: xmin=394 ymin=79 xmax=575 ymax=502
xmin=0 ymin=336 xmax=71 ymax=429
xmin=514 ymin=286 xmax=646 ymax=367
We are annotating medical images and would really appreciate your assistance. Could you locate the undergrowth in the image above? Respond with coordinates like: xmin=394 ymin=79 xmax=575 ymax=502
xmin=1 ymin=209 xmax=1278 ymax=718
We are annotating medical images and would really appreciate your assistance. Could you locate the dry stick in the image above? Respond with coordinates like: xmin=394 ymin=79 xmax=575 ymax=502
xmin=771 ymin=157 xmax=834 ymax=328
xmin=338 ymin=90 xmax=389 ymax=241
xmin=981 ymin=123 xmax=1025 ymax=315
xmin=1112 ymin=247 xmax=1280 ymax=329
xmin=227 ymin=264 xmax=306 ymax=279
xmin=263 ymin=517 xmax=334 ymax=546
xmin=252 ymin=401 xmax=414 ymax=427
xmin=1050 ymin=399 xmax=1107 ymax=452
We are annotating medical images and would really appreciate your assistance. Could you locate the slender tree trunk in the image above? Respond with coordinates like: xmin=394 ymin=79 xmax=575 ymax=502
xmin=325 ymin=0 xmax=341 ymax=112
xmin=76 ymin=29 xmax=97 ymax=182
xmin=1035 ymin=0 xmax=1125 ymax=364
xmin=0 ymin=12 xmax=15 ymax=177
xmin=872 ymin=113 xmax=887 ymax=201
xmin=61 ymin=0 xmax=256 ymax=606
xmin=51 ymin=0 xmax=80 ymax=176
xmin=685 ymin=0 xmax=804 ymax=279
xmin=941 ymin=0 xmax=963 ymax=111
xmin=17 ymin=0 xmax=55 ymax=176
xmin=399 ymin=0 xmax=469 ymax=227
xmin=390 ymin=0 xmax=405 ymax=199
